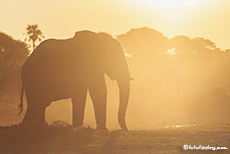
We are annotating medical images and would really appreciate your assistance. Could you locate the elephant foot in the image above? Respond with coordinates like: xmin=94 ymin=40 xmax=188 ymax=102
xmin=22 ymin=120 xmax=47 ymax=127
xmin=72 ymin=122 xmax=84 ymax=128
xmin=71 ymin=125 xmax=93 ymax=132
xmin=96 ymin=126 xmax=108 ymax=131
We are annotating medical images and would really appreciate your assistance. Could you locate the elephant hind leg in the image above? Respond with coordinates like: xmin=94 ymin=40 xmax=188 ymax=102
xmin=72 ymin=86 xmax=88 ymax=127
xmin=89 ymin=76 xmax=108 ymax=130
xmin=22 ymin=100 xmax=48 ymax=126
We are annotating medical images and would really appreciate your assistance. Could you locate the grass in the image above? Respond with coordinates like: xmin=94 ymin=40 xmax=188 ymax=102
xmin=0 ymin=121 xmax=229 ymax=154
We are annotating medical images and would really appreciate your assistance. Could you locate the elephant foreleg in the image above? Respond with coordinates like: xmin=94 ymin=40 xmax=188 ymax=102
xmin=89 ymin=76 xmax=108 ymax=130
xmin=72 ymin=86 xmax=87 ymax=127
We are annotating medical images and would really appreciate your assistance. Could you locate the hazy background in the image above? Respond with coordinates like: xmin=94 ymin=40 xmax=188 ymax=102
xmin=0 ymin=0 xmax=229 ymax=49
xmin=0 ymin=0 xmax=230 ymax=130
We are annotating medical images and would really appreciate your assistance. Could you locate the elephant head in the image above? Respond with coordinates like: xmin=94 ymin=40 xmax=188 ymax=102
xmin=73 ymin=31 xmax=131 ymax=130
xmin=98 ymin=33 xmax=130 ymax=130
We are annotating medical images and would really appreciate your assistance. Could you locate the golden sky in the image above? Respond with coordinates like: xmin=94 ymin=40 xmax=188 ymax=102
xmin=0 ymin=0 xmax=229 ymax=49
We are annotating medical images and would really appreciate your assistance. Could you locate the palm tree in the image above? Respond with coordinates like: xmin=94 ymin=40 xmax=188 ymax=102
xmin=24 ymin=24 xmax=44 ymax=51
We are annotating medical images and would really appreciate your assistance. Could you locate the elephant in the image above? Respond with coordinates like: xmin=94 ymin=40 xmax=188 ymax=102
xmin=18 ymin=30 xmax=130 ymax=130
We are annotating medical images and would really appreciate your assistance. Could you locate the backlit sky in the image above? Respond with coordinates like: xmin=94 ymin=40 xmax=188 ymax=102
xmin=0 ymin=0 xmax=229 ymax=49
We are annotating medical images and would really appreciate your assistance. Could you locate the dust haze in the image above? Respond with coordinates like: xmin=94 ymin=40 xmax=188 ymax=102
xmin=1 ymin=27 xmax=229 ymax=129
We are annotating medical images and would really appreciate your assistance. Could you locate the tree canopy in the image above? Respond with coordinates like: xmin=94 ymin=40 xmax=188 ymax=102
xmin=24 ymin=24 xmax=44 ymax=51
xmin=0 ymin=32 xmax=29 ymax=109
xmin=117 ymin=27 xmax=230 ymax=123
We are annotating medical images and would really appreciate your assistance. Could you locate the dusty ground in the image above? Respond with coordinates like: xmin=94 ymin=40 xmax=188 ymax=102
xmin=0 ymin=122 xmax=229 ymax=154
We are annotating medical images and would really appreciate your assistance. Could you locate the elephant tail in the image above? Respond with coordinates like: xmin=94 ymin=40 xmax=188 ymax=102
xmin=18 ymin=84 xmax=24 ymax=115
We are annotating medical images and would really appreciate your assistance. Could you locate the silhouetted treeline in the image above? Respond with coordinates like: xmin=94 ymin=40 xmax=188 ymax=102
xmin=0 ymin=27 xmax=229 ymax=127
xmin=0 ymin=32 xmax=29 ymax=115
xmin=117 ymin=27 xmax=230 ymax=125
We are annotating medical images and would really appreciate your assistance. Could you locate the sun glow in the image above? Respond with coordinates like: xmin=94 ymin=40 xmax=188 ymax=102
xmin=129 ymin=0 xmax=212 ymax=38
xmin=134 ymin=0 xmax=203 ymax=8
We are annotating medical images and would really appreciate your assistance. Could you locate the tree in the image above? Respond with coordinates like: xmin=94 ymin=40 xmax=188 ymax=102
xmin=192 ymin=37 xmax=216 ymax=50
xmin=24 ymin=24 xmax=44 ymax=51
xmin=117 ymin=27 xmax=169 ymax=56
xmin=169 ymin=35 xmax=193 ymax=54
xmin=0 ymin=32 xmax=29 ymax=89
xmin=0 ymin=32 xmax=29 ymax=110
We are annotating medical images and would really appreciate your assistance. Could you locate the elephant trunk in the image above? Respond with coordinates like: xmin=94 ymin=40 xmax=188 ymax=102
xmin=117 ymin=77 xmax=130 ymax=130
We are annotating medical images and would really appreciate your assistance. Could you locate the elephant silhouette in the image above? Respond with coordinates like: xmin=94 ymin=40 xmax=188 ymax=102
xmin=19 ymin=30 xmax=130 ymax=130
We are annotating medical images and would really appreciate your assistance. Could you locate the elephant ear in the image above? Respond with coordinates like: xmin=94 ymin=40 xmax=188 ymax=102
xmin=97 ymin=33 xmax=125 ymax=74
